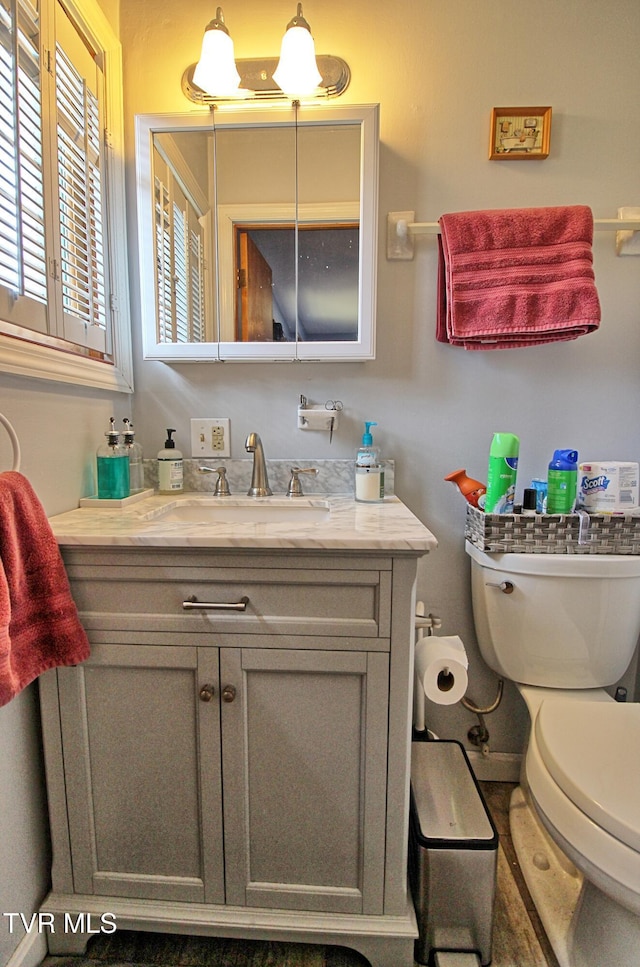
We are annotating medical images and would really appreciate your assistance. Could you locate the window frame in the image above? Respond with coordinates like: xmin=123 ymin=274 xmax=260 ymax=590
xmin=0 ymin=0 xmax=133 ymax=393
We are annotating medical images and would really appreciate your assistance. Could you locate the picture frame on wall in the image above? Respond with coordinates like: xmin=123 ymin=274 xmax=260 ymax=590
xmin=489 ymin=106 xmax=552 ymax=160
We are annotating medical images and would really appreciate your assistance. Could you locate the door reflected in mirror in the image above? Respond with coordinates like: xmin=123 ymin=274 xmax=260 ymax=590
xmin=136 ymin=104 xmax=378 ymax=361
xmin=235 ymin=224 xmax=359 ymax=343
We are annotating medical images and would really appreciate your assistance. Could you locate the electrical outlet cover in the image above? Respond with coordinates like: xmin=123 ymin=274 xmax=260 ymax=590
xmin=190 ymin=418 xmax=231 ymax=458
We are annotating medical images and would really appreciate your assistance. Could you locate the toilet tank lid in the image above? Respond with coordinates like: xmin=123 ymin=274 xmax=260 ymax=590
xmin=465 ymin=540 xmax=640 ymax=578
xmin=535 ymin=700 xmax=640 ymax=852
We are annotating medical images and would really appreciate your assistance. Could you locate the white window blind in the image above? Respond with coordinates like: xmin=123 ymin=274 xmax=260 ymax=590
xmin=189 ymin=224 xmax=204 ymax=343
xmin=54 ymin=0 xmax=106 ymax=351
xmin=154 ymin=174 xmax=172 ymax=343
xmin=172 ymin=199 xmax=188 ymax=343
xmin=153 ymin=151 xmax=207 ymax=345
xmin=56 ymin=45 xmax=106 ymax=333
xmin=0 ymin=0 xmax=48 ymax=332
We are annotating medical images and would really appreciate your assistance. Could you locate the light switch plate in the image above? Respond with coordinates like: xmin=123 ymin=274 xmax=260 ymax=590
xmin=190 ymin=418 xmax=231 ymax=458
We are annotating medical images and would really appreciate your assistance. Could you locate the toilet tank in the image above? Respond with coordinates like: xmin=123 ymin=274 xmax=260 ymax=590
xmin=466 ymin=541 xmax=640 ymax=688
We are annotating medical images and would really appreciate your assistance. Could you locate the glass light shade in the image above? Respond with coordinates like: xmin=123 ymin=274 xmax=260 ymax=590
xmin=273 ymin=25 xmax=322 ymax=98
xmin=193 ymin=27 xmax=242 ymax=97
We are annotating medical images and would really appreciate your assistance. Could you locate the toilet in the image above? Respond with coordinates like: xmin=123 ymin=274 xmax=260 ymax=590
xmin=466 ymin=541 xmax=640 ymax=967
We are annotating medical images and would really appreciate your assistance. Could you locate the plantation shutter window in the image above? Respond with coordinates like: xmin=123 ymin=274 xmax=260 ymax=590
xmin=189 ymin=217 xmax=205 ymax=343
xmin=0 ymin=0 xmax=133 ymax=392
xmin=153 ymin=148 xmax=207 ymax=345
xmin=154 ymin=172 xmax=172 ymax=344
xmin=0 ymin=0 xmax=49 ymax=333
xmin=53 ymin=0 xmax=106 ymax=352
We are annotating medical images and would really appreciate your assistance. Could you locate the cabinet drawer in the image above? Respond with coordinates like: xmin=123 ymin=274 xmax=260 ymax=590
xmin=67 ymin=564 xmax=391 ymax=640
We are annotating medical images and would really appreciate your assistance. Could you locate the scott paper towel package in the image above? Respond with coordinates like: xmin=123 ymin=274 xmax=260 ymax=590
xmin=578 ymin=462 xmax=639 ymax=512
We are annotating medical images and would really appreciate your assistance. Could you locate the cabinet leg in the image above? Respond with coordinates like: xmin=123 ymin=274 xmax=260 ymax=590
xmin=46 ymin=930 xmax=91 ymax=956
xmin=342 ymin=935 xmax=415 ymax=967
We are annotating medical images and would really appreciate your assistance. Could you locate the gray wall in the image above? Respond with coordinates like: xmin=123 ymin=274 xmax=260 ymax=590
xmin=0 ymin=690 xmax=50 ymax=966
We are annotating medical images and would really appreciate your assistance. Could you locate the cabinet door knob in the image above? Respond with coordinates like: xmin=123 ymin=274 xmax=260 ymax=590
xmin=199 ymin=684 xmax=215 ymax=702
xmin=222 ymin=684 xmax=237 ymax=703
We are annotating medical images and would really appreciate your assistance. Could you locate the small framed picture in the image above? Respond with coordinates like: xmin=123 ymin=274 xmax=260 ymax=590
xmin=489 ymin=106 xmax=552 ymax=160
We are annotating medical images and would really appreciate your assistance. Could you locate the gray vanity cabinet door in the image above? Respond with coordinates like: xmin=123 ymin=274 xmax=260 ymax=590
xmin=219 ymin=646 xmax=389 ymax=915
xmin=57 ymin=643 xmax=225 ymax=904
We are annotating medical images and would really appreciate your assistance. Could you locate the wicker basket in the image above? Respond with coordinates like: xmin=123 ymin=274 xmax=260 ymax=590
xmin=465 ymin=503 xmax=640 ymax=555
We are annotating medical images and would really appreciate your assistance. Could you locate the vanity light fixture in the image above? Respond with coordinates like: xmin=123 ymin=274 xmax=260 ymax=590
xmin=182 ymin=4 xmax=350 ymax=104
xmin=272 ymin=3 xmax=322 ymax=98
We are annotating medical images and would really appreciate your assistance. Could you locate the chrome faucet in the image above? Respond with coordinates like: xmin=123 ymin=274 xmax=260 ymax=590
xmin=245 ymin=432 xmax=272 ymax=496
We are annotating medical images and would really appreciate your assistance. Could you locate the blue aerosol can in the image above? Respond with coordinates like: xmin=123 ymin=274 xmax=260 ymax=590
xmin=546 ymin=449 xmax=578 ymax=514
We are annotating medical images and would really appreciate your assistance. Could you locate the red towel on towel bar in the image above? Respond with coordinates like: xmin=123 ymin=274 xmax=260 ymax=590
xmin=437 ymin=206 xmax=601 ymax=349
xmin=0 ymin=472 xmax=89 ymax=706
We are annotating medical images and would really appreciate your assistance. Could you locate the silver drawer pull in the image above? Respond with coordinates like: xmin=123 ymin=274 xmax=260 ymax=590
xmin=183 ymin=595 xmax=250 ymax=612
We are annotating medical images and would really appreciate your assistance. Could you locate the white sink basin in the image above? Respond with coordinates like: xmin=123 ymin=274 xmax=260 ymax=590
xmin=148 ymin=498 xmax=331 ymax=525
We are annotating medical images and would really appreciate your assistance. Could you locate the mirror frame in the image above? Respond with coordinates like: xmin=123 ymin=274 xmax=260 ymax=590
xmin=135 ymin=103 xmax=379 ymax=362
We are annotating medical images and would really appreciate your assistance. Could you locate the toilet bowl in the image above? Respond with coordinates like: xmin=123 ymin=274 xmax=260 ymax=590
xmin=466 ymin=542 xmax=640 ymax=967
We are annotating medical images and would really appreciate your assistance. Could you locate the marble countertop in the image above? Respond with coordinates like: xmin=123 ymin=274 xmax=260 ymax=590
xmin=48 ymin=492 xmax=438 ymax=554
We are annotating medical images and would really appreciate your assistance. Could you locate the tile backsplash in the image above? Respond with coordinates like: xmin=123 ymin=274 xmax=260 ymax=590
xmin=143 ymin=458 xmax=394 ymax=496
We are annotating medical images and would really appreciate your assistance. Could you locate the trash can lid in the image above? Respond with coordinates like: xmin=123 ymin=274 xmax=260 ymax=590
xmin=411 ymin=740 xmax=497 ymax=846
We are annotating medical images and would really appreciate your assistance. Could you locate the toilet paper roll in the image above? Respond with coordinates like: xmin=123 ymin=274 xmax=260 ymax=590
xmin=415 ymin=635 xmax=469 ymax=706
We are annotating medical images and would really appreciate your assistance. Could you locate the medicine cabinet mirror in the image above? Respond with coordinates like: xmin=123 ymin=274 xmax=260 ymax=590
xmin=135 ymin=103 xmax=379 ymax=361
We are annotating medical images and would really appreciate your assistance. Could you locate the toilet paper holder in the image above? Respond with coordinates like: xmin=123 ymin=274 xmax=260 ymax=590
xmin=413 ymin=602 xmax=504 ymax=733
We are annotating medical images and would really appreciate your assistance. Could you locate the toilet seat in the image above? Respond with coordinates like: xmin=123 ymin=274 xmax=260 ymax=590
xmin=526 ymin=698 xmax=640 ymax=915
xmin=535 ymin=700 xmax=640 ymax=852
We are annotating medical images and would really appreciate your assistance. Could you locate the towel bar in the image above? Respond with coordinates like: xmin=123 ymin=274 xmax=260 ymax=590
xmin=387 ymin=210 xmax=640 ymax=259
xmin=0 ymin=412 xmax=21 ymax=472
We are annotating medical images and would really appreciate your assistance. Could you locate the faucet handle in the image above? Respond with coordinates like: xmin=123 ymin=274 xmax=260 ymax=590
xmin=197 ymin=465 xmax=231 ymax=495
xmin=213 ymin=466 xmax=231 ymax=496
xmin=286 ymin=467 xmax=318 ymax=497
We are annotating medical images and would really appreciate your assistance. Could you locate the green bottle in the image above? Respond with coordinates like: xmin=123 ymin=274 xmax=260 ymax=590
xmin=546 ymin=449 xmax=578 ymax=514
xmin=96 ymin=417 xmax=130 ymax=499
xmin=484 ymin=432 xmax=519 ymax=514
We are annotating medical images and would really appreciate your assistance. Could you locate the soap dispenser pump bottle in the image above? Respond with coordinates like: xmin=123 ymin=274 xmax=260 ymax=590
xmin=122 ymin=419 xmax=145 ymax=493
xmin=96 ymin=417 xmax=130 ymax=499
xmin=157 ymin=428 xmax=183 ymax=494
xmin=355 ymin=421 xmax=385 ymax=502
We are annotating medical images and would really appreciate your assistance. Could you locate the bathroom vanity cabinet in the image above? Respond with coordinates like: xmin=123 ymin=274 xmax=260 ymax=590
xmin=39 ymin=534 xmax=432 ymax=967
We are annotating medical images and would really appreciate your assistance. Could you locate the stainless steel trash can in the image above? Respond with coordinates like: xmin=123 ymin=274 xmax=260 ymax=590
xmin=409 ymin=740 xmax=498 ymax=966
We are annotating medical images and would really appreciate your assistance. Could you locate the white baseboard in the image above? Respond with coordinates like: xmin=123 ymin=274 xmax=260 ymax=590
xmin=5 ymin=929 xmax=48 ymax=967
xmin=467 ymin=750 xmax=521 ymax=783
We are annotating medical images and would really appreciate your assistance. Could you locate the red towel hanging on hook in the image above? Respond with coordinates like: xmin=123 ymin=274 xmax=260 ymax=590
xmin=0 ymin=471 xmax=89 ymax=705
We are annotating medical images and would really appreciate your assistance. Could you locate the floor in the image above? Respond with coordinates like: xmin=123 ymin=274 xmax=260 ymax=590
xmin=40 ymin=783 xmax=560 ymax=967
xmin=480 ymin=782 xmax=560 ymax=967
